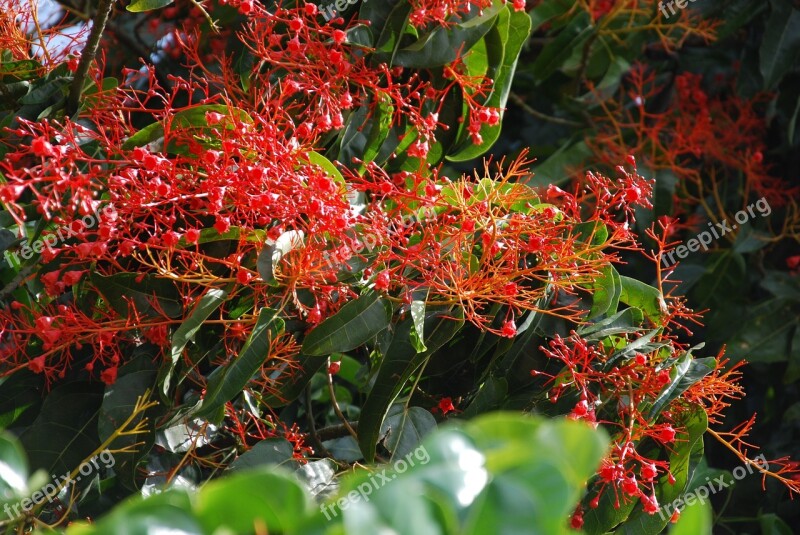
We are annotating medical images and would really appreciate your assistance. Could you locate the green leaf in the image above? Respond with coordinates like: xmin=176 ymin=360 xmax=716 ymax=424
xmin=65 ymin=490 xmax=200 ymax=535
xmin=165 ymin=287 xmax=228 ymax=395
xmin=195 ymin=469 xmax=312 ymax=533
xmin=127 ymin=0 xmax=174 ymax=13
xmin=91 ymin=273 xmax=182 ymax=319
xmin=98 ymin=366 xmax=159 ymax=488
xmin=19 ymin=382 xmax=103 ymax=474
xmin=0 ymin=433 xmax=29 ymax=498
xmin=359 ymin=308 xmax=464 ymax=461
xmin=619 ymin=275 xmax=666 ymax=322
xmin=410 ymin=297 xmax=428 ymax=353
xmin=758 ymin=513 xmax=795 ymax=535
xmin=578 ymin=307 xmax=644 ymax=341
xmin=0 ymin=59 xmax=41 ymax=82
xmin=648 ymin=351 xmax=715 ymax=420
xmin=462 ymin=414 xmax=609 ymax=535
xmin=588 ymin=264 xmax=622 ymax=319
xmin=302 ymin=293 xmax=392 ymax=356
xmin=380 ymin=405 xmax=437 ymax=460
xmin=530 ymin=11 xmax=593 ymax=83
xmin=228 ymin=439 xmax=295 ymax=471
xmin=257 ymin=230 xmax=305 ymax=285
xmin=195 ymin=308 xmax=282 ymax=419
xmin=392 ymin=1 xmax=503 ymax=68
xmin=121 ymin=104 xmax=252 ymax=151
xmin=669 ymin=499 xmax=713 ymax=535
xmin=447 ymin=5 xmax=532 ymax=161
xmin=760 ymin=0 xmax=800 ymax=89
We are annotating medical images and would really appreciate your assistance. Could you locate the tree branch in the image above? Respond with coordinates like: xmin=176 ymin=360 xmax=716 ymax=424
xmin=66 ymin=0 xmax=115 ymax=116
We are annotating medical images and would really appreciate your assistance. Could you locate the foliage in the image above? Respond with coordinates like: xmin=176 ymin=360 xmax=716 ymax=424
xmin=0 ymin=0 xmax=798 ymax=533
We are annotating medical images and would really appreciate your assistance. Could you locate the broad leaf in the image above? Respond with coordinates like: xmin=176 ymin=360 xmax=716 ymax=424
xmin=195 ymin=308 xmax=282 ymax=419
xmin=302 ymin=293 xmax=392 ymax=356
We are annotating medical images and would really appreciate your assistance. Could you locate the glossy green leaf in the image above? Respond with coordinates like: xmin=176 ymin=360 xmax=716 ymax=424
xmin=588 ymin=264 xmax=622 ymax=319
xmin=0 ymin=433 xmax=29 ymax=498
xmin=669 ymin=499 xmax=713 ymax=535
xmin=359 ymin=308 xmax=464 ymax=461
xmin=165 ymin=287 xmax=228 ymax=395
xmin=65 ymin=490 xmax=199 ymax=534
xmin=380 ymin=405 xmax=437 ymax=460
xmin=619 ymin=275 xmax=666 ymax=322
xmin=195 ymin=308 xmax=282 ymax=419
xmin=648 ymin=352 xmax=716 ymax=419
xmin=578 ymin=307 xmax=644 ymax=341
xmin=447 ymin=5 xmax=532 ymax=161
xmin=195 ymin=469 xmax=312 ymax=533
xmin=302 ymin=293 xmax=392 ymax=356
xmin=229 ymin=438 xmax=295 ymax=471
xmin=126 ymin=0 xmax=174 ymax=12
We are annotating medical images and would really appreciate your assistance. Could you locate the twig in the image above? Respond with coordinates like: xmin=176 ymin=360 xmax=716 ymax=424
xmin=305 ymin=385 xmax=332 ymax=457
xmin=66 ymin=0 xmax=115 ymax=116
xmin=316 ymin=421 xmax=360 ymax=442
xmin=327 ymin=359 xmax=359 ymax=442
xmin=508 ymin=92 xmax=585 ymax=128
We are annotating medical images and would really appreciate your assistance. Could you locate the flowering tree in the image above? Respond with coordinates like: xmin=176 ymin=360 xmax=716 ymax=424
xmin=0 ymin=0 xmax=797 ymax=533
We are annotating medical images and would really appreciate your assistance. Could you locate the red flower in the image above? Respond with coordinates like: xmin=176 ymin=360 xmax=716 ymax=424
xmin=657 ymin=425 xmax=676 ymax=444
xmin=374 ymin=270 xmax=390 ymax=291
xmin=436 ymin=397 xmax=455 ymax=415
xmin=500 ymin=319 xmax=516 ymax=338
xmin=640 ymin=463 xmax=658 ymax=481
xmin=570 ymin=508 xmax=584 ymax=530
xmin=641 ymin=493 xmax=659 ymax=514
xmin=31 ymin=137 xmax=53 ymax=157
xmin=622 ymin=476 xmax=639 ymax=496
xmin=100 ymin=367 xmax=118 ymax=385
xmin=28 ymin=356 xmax=47 ymax=374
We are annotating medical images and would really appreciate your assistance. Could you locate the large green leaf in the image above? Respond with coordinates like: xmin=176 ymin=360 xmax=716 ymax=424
xmin=619 ymin=275 xmax=666 ymax=322
xmin=447 ymin=5 xmax=532 ymax=161
xmin=65 ymin=491 xmax=200 ymax=535
xmin=164 ymin=286 xmax=229 ymax=395
xmin=392 ymin=2 xmax=504 ymax=68
xmin=588 ymin=264 xmax=622 ymax=319
xmin=195 ymin=469 xmax=313 ymax=533
xmin=18 ymin=382 xmax=103 ymax=474
xmin=302 ymin=293 xmax=392 ymax=356
xmin=91 ymin=273 xmax=182 ymax=319
xmin=760 ymin=0 xmax=800 ymax=89
xmin=462 ymin=415 xmax=609 ymax=534
xmin=358 ymin=308 xmax=464 ymax=462
xmin=648 ymin=352 xmax=716 ymax=420
xmin=195 ymin=308 xmax=282 ymax=419
xmin=0 ymin=433 xmax=29 ymax=499
xmin=380 ymin=405 xmax=437 ymax=460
